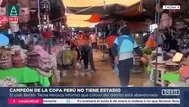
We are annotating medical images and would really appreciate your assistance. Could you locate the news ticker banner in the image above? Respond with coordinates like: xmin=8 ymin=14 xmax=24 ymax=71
xmin=0 ymin=87 xmax=188 ymax=107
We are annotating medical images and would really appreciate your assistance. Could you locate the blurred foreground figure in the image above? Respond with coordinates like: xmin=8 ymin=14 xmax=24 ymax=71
xmin=107 ymin=28 xmax=118 ymax=69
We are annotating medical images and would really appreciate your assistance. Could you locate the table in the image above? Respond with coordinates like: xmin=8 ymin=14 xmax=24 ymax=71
xmin=0 ymin=67 xmax=50 ymax=86
xmin=148 ymin=64 xmax=180 ymax=86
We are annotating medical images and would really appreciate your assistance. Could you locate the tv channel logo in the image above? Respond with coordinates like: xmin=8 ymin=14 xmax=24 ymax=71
xmin=163 ymin=5 xmax=180 ymax=10
xmin=162 ymin=89 xmax=180 ymax=96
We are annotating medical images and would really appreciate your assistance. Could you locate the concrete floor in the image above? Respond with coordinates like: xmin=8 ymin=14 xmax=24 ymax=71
xmin=54 ymin=51 xmax=148 ymax=86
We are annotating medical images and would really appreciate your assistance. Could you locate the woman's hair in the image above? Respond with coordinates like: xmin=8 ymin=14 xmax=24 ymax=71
xmin=120 ymin=26 xmax=130 ymax=35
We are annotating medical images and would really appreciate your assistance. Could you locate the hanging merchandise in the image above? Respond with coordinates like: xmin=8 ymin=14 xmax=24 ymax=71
xmin=0 ymin=48 xmax=13 ymax=69
xmin=19 ymin=8 xmax=30 ymax=23
xmin=10 ymin=45 xmax=27 ymax=63
xmin=12 ymin=50 xmax=24 ymax=68
xmin=0 ymin=15 xmax=8 ymax=27
xmin=155 ymin=3 xmax=163 ymax=13
xmin=9 ymin=23 xmax=19 ymax=32
xmin=0 ymin=7 xmax=6 ymax=15
xmin=160 ymin=13 xmax=172 ymax=29
xmin=19 ymin=0 xmax=30 ymax=8
xmin=8 ymin=0 xmax=18 ymax=5
xmin=0 ymin=0 xmax=2 ymax=5
xmin=41 ymin=30 xmax=53 ymax=38
xmin=162 ymin=0 xmax=179 ymax=5
xmin=30 ymin=0 xmax=37 ymax=9
xmin=175 ymin=21 xmax=185 ymax=30
xmin=30 ymin=11 xmax=38 ymax=26
xmin=0 ymin=0 xmax=6 ymax=7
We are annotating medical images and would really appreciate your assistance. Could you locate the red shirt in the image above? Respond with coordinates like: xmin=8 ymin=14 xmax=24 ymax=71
xmin=107 ymin=35 xmax=117 ymax=48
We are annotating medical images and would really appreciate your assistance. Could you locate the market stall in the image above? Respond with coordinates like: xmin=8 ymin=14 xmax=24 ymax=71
xmin=0 ymin=0 xmax=67 ymax=87
xmin=142 ymin=0 xmax=189 ymax=87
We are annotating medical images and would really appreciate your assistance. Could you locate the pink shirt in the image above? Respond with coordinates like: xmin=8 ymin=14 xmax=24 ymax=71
xmin=90 ymin=34 xmax=97 ymax=43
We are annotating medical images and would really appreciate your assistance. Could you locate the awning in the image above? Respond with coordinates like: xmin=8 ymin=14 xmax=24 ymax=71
xmin=63 ymin=0 xmax=141 ymax=15
xmin=64 ymin=0 xmax=141 ymax=7
xmin=66 ymin=13 xmax=98 ymax=27
xmin=64 ymin=0 xmax=142 ymax=27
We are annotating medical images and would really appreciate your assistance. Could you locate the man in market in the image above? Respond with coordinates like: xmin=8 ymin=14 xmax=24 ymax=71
xmin=73 ymin=32 xmax=96 ymax=75
xmin=89 ymin=32 xmax=98 ymax=51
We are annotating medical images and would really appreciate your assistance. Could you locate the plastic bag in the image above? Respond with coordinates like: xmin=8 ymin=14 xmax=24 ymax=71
xmin=114 ymin=64 xmax=119 ymax=76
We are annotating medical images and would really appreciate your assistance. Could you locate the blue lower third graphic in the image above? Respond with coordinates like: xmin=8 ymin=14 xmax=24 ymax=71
xmin=0 ymin=87 xmax=188 ymax=107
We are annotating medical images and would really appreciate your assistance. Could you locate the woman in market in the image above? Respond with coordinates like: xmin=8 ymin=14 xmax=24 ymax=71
xmin=111 ymin=25 xmax=148 ymax=86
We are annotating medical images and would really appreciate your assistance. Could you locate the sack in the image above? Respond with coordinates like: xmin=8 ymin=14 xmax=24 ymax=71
xmin=63 ymin=50 xmax=72 ymax=65
xmin=180 ymin=66 xmax=189 ymax=80
xmin=0 ymin=48 xmax=13 ymax=69
xmin=19 ymin=8 xmax=30 ymax=23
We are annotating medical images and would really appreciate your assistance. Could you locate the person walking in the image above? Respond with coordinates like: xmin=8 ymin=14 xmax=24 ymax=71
xmin=111 ymin=25 xmax=148 ymax=86
xmin=107 ymin=28 xmax=117 ymax=69
xmin=89 ymin=32 xmax=97 ymax=51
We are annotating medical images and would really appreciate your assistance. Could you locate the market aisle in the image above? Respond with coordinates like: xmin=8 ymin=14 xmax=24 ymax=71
xmin=55 ymin=51 xmax=148 ymax=86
